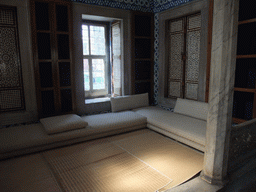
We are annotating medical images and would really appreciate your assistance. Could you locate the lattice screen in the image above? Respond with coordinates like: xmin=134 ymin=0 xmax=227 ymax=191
xmin=168 ymin=18 xmax=185 ymax=98
xmin=168 ymin=13 xmax=201 ymax=100
xmin=185 ymin=14 xmax=201 ymax=100
xmin=0 ymin=6 xmax=25 ymax=112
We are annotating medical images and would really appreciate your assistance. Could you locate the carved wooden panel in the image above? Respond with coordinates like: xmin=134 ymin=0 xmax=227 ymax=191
xmin=0 ymin=89 xmax=22 ymax=110
xmin=185 ymin=83 xmax=198 ymax=100
xmin=168 ymin=13 xmax=201 ymax=100
xmin=188 ymin=14 xmax=201 ymax=29
xmin=169 ymin=33 xmax=184 ymax=80
xmin=170 ymin=19 xmax=183 ymax=32
xmin=0 ymin=7 xmax=24 ymax=112
xmin=185 ymin=14 xmax=201 ymax=100
xmin=0 ymin=8 xmax=14 ymax=25
xmin=168 ymin=18 xmax=184 ymax=98
xmin=169 ymin=81 xmax=182 ymax=98
xmin=186 ymin=30 xmax=200 ymax=82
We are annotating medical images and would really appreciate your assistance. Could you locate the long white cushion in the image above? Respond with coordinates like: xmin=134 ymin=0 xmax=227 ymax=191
xmin=133 ymin=106 xmax=206 ymax=146
xmin=81 ymin=111 xmax=147 ymax=131
xmin=174 ymin=98 xmax=208 ymax=121
xmin=110 ymin=93 xmax=149 ymax=112
xmin=40 ymin=114 xmax=88 ymax=134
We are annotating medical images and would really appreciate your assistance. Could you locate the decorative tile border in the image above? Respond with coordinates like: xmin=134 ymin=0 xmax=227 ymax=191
xmin=154 ymin=13 xmax=159 ymax=105
xmin=71 ymin=0 xmax=154 ymax=12
xmin=71 ymin=0 xmax=196 ymax=13
xmin=153 ymin=0 xmax=196 ymax=13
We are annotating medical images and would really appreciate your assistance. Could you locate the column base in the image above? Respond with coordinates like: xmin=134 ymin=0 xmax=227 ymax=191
xmin=200 ymin=171 xmax=228 ymax=186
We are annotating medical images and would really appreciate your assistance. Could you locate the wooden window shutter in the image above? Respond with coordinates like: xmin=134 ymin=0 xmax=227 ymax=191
xmin=168 ymin=18 xmax=185 ymax=98
xmin=168 ymin=13 xmax=201 ymax=100
xmin=111 ymin=21 xmax=122 ymax=96
xmin=185 ymin=14 xmax=201 ymax=100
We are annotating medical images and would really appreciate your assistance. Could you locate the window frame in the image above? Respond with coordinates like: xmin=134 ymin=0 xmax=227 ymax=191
xmin=82 ymin=20 xmax=111 ymax=99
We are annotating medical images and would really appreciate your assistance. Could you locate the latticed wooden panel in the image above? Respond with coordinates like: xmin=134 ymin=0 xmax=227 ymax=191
xmin=0 ymin=27 xmax=20 ymax=88
xmin=185 ymin=13 xmax=201 ymax=100
xmin=0 ymin=7 xmax=24 ymax=111
xmin=0 ymin=89 xmax=22 ymax=110
xmin=169 ymin=33 xmax=184 ymax=80
xmin=188 ymin=14 xmax=201 ymax=29
xmin=170 ymin=19 xmax=183 ymax=33
xmin=185 ymin=83 xmax=198 ymax=100
xmin=168 ymin=18 xmax=184 ymax=98
xmin=168 ymin=81 xmax=182 ymax=98
xmin=0 ymin=8 xmax=14 ymax=25
xmin=186 ymin=30 xmax=200 ymax=82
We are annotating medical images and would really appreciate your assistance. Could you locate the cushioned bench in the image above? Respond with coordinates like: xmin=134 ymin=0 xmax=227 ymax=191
xmin=0 ymin=111 xmax=147 ymax=160
xmin=132 ymin=98 xmax=208 ymax=151
xmin=0 ymin=93 xmax=208 ymax=160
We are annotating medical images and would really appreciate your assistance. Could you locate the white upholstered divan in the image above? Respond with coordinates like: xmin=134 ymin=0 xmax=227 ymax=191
xmin=0 ymin=94 xmax=207 ymax=160
xmin=133 ymin=98 xmax=208 ymax=152
xmin=0 ymin=111 xmax=147 ymax=160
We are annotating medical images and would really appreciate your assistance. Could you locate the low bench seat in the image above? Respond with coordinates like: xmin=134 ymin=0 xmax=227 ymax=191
xmin=133 ymin=106 xmax=206 ymax=151
xmin=0 ymin=111 xmax=147 ymax=160
xmin=0 ymin=93 xmax=207 ymax=160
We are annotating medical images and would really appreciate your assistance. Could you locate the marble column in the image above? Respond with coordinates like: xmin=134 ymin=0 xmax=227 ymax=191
xmin=200 ymin=0 xmax=239 ymax=185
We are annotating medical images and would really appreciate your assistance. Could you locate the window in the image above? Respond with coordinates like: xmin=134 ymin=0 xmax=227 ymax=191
xmin=82 ymin=20 xmax=122 ymax=98
xmin=82 ymin=22 xmax=109 ymax=98
xmin=167 ymin=13 xmax=201 ymax=100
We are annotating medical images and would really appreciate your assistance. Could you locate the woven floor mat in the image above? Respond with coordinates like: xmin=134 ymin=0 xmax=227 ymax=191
xmin=43 ymin=141 xmax=172 ymax=192
xmin=108 ymin=129 xmax=204 ymax=190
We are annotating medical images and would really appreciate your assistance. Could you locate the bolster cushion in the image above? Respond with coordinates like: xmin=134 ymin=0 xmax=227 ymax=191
xmin=110 ymin=93 xmax=149 ymax=112
xmin=40 ymin=114 xmax=88 ymax=134
xmin=174 ymin=98 xmax=208 ymax=121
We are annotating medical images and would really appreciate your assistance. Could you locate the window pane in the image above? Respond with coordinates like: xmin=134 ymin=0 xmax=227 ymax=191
xmin=83 ymin=59 xmax=89 ymax=90
xmin=90 ymin=26 xmax=105 ymax=55
xmin=92 ymin=59 xmax=105 ymax=90
xmin=82 ymin=25 xmax=89 ymax=55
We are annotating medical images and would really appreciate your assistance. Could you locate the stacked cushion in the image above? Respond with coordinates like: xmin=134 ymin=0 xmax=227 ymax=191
xmin=40 ymin=114 xmax=88 ymax=134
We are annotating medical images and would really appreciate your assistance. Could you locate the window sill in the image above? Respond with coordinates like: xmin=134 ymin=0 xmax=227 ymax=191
xmin=85 ymin=97 xmax=110 ymax=104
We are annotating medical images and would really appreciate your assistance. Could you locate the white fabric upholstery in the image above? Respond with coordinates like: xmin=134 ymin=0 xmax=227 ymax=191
xmin=174 ymin=98 xmax=208 ymax=121
xmin=110 ymin=93 xmax=149 ymax=112
xmin=40 ymin=114 xmax=88 ymax=134
xmin=147 ymin=124 xmax=205 ymax=152
xmin=0 ymin=111 xmax=146 ymax=159
xmin=81 ymin=111 xmax=147 ymax=131
xmin=133 ymin=106 xmax=206 ymax=148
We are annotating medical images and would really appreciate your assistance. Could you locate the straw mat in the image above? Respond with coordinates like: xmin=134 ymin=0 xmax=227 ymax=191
xmin=0 ymin=129 xmax=203 ymax=192
xmin=42 ymin=136 xmax=172 ymax=192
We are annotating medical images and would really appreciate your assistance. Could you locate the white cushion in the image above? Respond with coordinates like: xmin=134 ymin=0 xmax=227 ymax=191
xmin=81 ymin=111 xmax=147 ymax=131
xmin=40 ymin=114 xmax=88 ymax=134
xmin=110 ymin=93 xmax=149 ymax=112
xmin=133 ymin=106 xmax=206 ymax=146
xmin=174 ymin=98 xmax=208 ymax=121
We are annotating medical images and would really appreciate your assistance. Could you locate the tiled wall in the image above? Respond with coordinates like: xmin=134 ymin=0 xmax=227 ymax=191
xmin=72 ymin=0 xmax=195 ymax=13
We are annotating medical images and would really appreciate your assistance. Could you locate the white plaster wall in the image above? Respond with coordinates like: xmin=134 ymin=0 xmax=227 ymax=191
xmin=0 ymin=0 xmax=38 ymax=126
xmin=157 ymin=0 xmax=209 ymax=108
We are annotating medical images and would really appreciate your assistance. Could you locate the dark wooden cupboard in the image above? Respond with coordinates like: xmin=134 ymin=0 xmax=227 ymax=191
xmin=232 ymin=1 xmax=256 ymax=123
xmin=131 ymin=12 xmax=154 ymax=104
xmin=30 ymin=0 xmax=75 ymax=118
